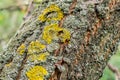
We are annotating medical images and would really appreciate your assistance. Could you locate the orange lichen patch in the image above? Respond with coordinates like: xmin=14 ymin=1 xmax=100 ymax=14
xmin=38 ymin=4 xmax=63 ymax=22
xmin=26 ymin=66 xmax=48 ymax=80
xmin=28 ymin=40 xmax=46 ymax=54
xmin=28 ymin=52 xmax=49 ymax=61
xmin=42 ymin=23 xmax=70 ymax=44
xmin=17 ymin=44 xmax=26 ymax=55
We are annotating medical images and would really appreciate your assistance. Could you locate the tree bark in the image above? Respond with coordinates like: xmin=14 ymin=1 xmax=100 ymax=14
xmin=0 ymin=0 xmax=120 ymax=80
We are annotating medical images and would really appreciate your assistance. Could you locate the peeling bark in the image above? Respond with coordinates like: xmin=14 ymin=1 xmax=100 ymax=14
xmin=0 ymin=0 xmax=120 ymax=80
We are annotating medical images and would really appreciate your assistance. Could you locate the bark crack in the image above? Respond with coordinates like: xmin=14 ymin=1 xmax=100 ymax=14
xmin=50 ymin=0 xmax=77 ymax=79
xmin=59 ymin=0 xmax=77 ymax=27
xmin=15 ymin=50 xmax=28 ymax=80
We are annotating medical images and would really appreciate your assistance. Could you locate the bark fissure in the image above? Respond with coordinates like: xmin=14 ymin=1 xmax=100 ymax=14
xmin=50 ymin=0 xmax=78 ymax=79
xmin=16 ymin=50 xmax=28 ymax=80
xmin=59 ymin=0 xmax=77 ymax=27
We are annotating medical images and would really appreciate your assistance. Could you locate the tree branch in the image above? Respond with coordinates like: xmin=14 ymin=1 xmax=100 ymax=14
xmin=23 ymin=0 xmax=34 ymax=20
xmin=108 ymin=64 xmax=120 ymax=80
xmin=0 ymin=5 xmax=28 ymax=11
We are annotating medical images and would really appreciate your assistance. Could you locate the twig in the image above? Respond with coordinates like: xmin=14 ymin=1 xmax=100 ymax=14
xmin=0 ymin=5 xmax=28 ymax=11
xmin=108 ymin=63 xmax=120 ymax=80
xmin=23 ymin=0 xmax=34 ymax=20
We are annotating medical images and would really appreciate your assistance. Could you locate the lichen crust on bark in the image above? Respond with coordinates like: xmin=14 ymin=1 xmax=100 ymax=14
xmin=0 ymin=0 xmax=120 ymax=80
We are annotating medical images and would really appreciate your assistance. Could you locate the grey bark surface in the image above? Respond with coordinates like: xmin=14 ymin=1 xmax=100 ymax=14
xmin=0 ymin=0 xmax=120 ymax=80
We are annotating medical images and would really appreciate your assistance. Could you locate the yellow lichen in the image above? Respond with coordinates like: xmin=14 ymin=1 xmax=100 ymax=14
xmin=26 ymin=66 xmax=48 ymax=80
xmin=38 ymin=4 xmax=63 ymax=22
xmin=57 ymin=28 xmax=71 ymax=42
xmin=5 ymin=62 xmax=12 ymax=67
xmin=28 ymin=52 xmax=49 ymax=61
xmin=42 ymin=23 xmax=61 ymax=44
xmin=37 ymin=52 xmax=49 ymax=61
xmin=17 ymin=44 xmax=26 ymax=55
xmin=28 ymin=40 xmax=46 ymax=54
xmin=42 ymin=23 xmax=70 ymax=43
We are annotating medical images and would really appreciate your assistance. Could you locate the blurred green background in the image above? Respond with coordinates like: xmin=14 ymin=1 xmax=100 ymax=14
xmin=0 ymin=0 xmax=120 ymax=80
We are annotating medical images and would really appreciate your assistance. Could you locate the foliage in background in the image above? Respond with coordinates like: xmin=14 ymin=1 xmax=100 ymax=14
xmin=0 ymin=0 xmax=25 ymax=51
xmin=100 ymin=50 xmax=120 ymax=80
xmin=0 ymin=0 xmax=120 ymax=80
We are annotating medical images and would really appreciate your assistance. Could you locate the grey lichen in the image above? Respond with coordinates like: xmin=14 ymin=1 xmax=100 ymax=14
xmin=0 ymin=0 xmax=120 ymax=80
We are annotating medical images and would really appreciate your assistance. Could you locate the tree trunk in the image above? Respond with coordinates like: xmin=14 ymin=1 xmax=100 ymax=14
xmin=0 ymin=0 xmax=120 ymax=80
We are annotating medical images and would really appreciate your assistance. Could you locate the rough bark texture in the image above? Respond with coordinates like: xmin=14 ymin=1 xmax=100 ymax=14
xmin=0 ymin=0 xmax=120 ymax=80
